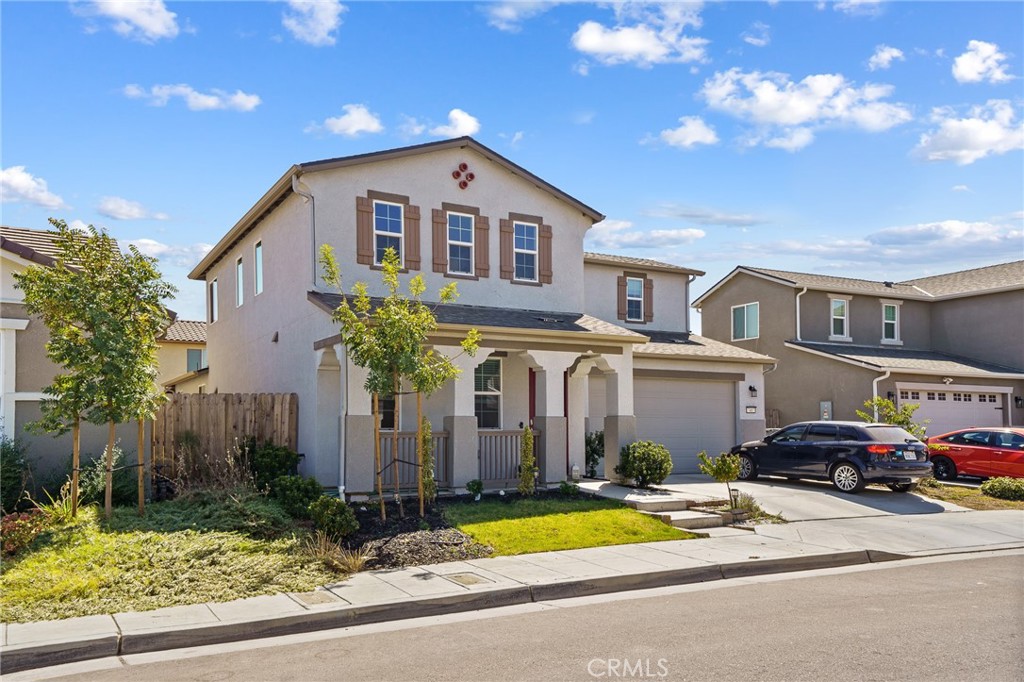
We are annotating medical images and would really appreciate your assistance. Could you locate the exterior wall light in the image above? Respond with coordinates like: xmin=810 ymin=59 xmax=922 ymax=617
xmin=748 ymin=385 xmax=757 ymax=398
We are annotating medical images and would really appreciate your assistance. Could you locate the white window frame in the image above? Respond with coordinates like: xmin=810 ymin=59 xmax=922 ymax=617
xmin=254 ymin=241 xmax=263 ymax=296
xmin=731 ymin=301 xmax=759 ymax=341
xmin=235 ymin=257 xmax=244 ymax=308
xmin=513 ymin=221 xmax=538 ymax=283
xmin=373 ymin=200 xmax=404 ymax=266
xmin=880 ymin=299 xmax=901 ymax=345
xmin=829 ymin=295 xmax=851 ymax=342
xmin=446 ymin=211 xmax=474 ymax=276
xmin=474 ymin=358 xmax=502 ymax=430
xmin=625 ymin=277 xmax=644 ymax=322
xmin=186 ymin=348 xmax=207 ymax=372
xmin=209 ymin=278 xmax=219 ymax=323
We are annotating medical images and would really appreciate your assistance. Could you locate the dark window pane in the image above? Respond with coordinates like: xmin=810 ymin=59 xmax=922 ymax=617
xmin=627 ymin=299 xmax=642 ymax=320
xmin=378 ymin=396 xmax=395 ymax=430
xmin=475 ymin=395 xmax=500 ymax=429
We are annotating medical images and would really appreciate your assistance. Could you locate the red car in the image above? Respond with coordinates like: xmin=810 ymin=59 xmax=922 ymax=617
xmin=926 ymin=428 xmax=1024 ymax=480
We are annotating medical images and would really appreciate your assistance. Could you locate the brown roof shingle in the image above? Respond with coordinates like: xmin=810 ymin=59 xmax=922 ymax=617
xmin=902 ymin=261 xmax=1024 ymax=297
xmin=584 ymin=252 xmax=705 ymax=276
xmin=789 ymin=341 xmax=1024 ymax=376
xmin=160 ymin=320 xmax=207 ymax=344
xmin=635 ymin=331 xmax=776 ymax=363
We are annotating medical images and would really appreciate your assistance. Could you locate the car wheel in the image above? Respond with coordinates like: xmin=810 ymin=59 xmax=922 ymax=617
xmin=830 ymin=462 xmax=865 ymax=494
xmin=737 ymin=453 xmax=758 ymax=481
xmin=932 ymin=456 xmax=956 ymax=481
xmin=886 ymin=482 xmax=918 ymax=493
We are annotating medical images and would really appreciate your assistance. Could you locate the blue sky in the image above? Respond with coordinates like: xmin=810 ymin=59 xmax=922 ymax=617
xmin=2 ymin=1 xmax=1022 ymax=330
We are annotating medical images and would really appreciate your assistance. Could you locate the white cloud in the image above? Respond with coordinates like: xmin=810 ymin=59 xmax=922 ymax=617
xmin=308 ymin=104 xmax=384 ymax=137
xmin=573 ymin=111 xmax=596 ymax=125
xmin=124 ymin=83 xmax=261 ymax=112
xmin=282 ymin=0 xmax=345 ymax=47
xmin=586 ymin=219 xmax=705 ymax=250
xmin=867 ymin=220 xmax=1020 ymax=251
xmin=0 ymin=166 xmax=67 ymax=209
xmin=97 ymin=196 xmax=169 ymax=221
xmin=867 ymin=45 xmax=904 ymax=71
xmin=68 ymin=220 xmax=90 ymax=232
xmin=659 ymin=116 xmax=719 ymax=149
xmin=915 ymin=100 xmax=1024 ymax=165
xmin=571 ymin=4 xmax=708 ymax=69
xmin=127 ymin=238 xmax=213 ymax=268
xmin=398 ymin=115 xmax=426 ymax=137
xmin=643 ymin=204 xmax=764 ymax=227
xmin=952 ymin=40 xmax=1013 ymax=84
xmin=762 ymin=127 xmax=815 ymax=152
xmin=485 ymin=1 xmax=558 ymax=32
xmin=833 ymin=0 xmax=884 ymax=17
xmin=430 ymin=109 xmax=481 ymax=137
xmin=951 ymin=185 xmax=971 ymax=193
xmin=742 ymin=21 xmax=770 ymax=48
xmin=75 ymin=0 xmax=179 ymax=43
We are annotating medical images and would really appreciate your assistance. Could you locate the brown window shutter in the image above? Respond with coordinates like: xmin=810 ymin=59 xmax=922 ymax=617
xmin=475 ymin=215 xmax=490 ymax=277
xmin=499 ymin=219 xmax=514 ymax=280
xmin=432 ymin=209 xmax=447 ymax=273
xmin=617 ymin=276 xmax=627 ymax=320
xmin=405 ymin=204 xmax=421 ymax=270
xmin=643 ymin=277 xmax=654 ymax=322
xmin=539 ymin=224 xmax=553 ymax=284
xmin=356 ymin=196 xmax=373 ymax=265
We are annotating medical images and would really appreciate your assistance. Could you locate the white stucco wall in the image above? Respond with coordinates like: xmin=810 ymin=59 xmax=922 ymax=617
xmin=583 ymin=262 xmax=691 ymax=333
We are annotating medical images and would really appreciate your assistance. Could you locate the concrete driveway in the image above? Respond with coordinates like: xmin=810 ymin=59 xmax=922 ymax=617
xmin=659 ymin=474 xmax=968 ymax=521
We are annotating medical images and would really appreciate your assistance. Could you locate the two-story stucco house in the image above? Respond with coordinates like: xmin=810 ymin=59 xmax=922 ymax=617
xmin=188 ymin=137 xmax=775 ymax=496
xmin=693 ymin=263 xmax=1024 ymax=436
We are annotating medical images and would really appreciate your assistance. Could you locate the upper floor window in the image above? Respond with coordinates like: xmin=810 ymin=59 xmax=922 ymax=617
xmin=626 ymin=277 xmax=644 ymax=321
xmin=447 ymin=212 xmax=474 ymax=275
xmin=513 ymin=222 xmax=537 ymax=281
xmin=374 ymin=201 xmax=403 ymax=265
xmin=881 ymin=301 xmax=901 ymax=344
xmin=235 ymin=258 xmax=244 ymax=307
xmin=209 ymin=279 xmax=219 ymax=322
xmin=830 ymin=296 xmax=850 ymax=341
xmin=474 ymin=358 xmax=502 ymax=429
xmin=186 ymin=348 xmax=207 ymax=372
xmin=731 ymin=301 xmax=759 ymax=341
xmin=254 ymin=241 xmax=263 ymax=295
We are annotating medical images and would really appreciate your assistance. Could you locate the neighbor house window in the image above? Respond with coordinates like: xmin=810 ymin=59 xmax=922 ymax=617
xmin=186 ymin=349 xmax=207 ymax=372
xmin=254 ymin=241 xmax=263 ymax=295
xmin=880 ymin=300 xmax=901 ymax=344
xmin=830 ymin=296 xmax=850 ymax=341
xmin=513 ymin=222 xmax=537 ymax=281
xmin=235 ymin=257 xmax=244 ymax=307
xmin=731 ymin=302 xmax=759 ymax=341
xmin=626 ymin=277 xmax=644 ymax=321
xmin=374 ymin=201 xmax=403 ymax=265
xmin=209 ymin=279 xmax=219 ymax=322
xmin=474 ymin=358 xmax=502 ymax=429
xmin=447 ymin=212 xmax=474 ymax=275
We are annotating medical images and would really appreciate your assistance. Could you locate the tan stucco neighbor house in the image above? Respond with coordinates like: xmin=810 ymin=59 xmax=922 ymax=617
xmin=157 ymin=319 xmax=208 ymax=393
xmin=693 ymin=262 xmax=1024 ymax=436
xmin=188 ymin=137 xmax=775 ymax=496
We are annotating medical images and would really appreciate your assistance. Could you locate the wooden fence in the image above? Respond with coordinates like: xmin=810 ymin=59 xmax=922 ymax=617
xmin=152 ymin=393 xmax=298 ymax=479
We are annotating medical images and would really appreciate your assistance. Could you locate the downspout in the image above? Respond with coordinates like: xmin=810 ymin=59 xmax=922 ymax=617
xmin=291 ymin=174 xmax=316 ymax=289
xmin=871 ymin=370 xmax=892 ymax=421
xmin=794 ymin=287 xmax=808 ymax=341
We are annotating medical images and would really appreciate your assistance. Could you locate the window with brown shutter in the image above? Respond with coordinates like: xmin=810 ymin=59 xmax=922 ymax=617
xmin=539 ymin=224 xmax=552 ymax=284
xmin=643 ymin=277 xmax=654 ymax=322
xmin=432 ymin=209 xmax=447 ymax=273
xmin=359 ymin=190 xmax=419 ymax=270
xmin=617 ymin=276 xmax=628 ymax=320
xmin=499 ymin=219 xmax=514 ymax=280
xmin=433 ymin=203 xmax=489 ymax=279
xmin=356 ymin=196 xmax=373 ymax=265
xmin=404 ymin=204 xmax=421 ymax=270
xmin=619 ymin=271 xmax=653 ymax=324
xmin=503 ymin=212 xmax=547 ymax=285
xmin=475 ymin=215 xmax=489 ymax=278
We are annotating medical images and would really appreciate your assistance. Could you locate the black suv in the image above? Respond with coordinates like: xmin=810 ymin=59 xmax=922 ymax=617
xmin=731 ymin=421 xmax=931 ymax=494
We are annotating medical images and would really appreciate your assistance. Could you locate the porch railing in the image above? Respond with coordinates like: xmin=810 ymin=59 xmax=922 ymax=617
xmin=478 ymin=429 xmax=540 ymax=489
xmin=378 ymin=431 xmax=451 ymax=489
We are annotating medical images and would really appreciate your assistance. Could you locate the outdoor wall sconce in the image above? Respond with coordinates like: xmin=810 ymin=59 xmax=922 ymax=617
xmin=748 ymin=385 xmax=757 ymax=398
xmin=887 ymin=391 xmax=895 ymax=401
xmin=1015 ymin=396 xmax=1023 ymax=409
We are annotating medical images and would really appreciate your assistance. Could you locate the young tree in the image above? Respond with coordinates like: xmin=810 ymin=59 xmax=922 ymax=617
xmin=698 ymin=451 xmax=741 ymax=509
xmin=14 ymin=219 xmax=175 ymax=519
xmin=857 ymin=397 xmax=929 ymax=439
xmin=319 ymin=245 xmax=479 ymax=519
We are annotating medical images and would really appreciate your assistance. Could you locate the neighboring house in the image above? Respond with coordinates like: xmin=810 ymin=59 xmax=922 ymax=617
xmin=0 ymin=226 xmax=186 ymax=476
xmin=157 ymin=319 xmax=208 ymax=393
xmin=188 ymin=137 xmax=775 ymax=495
xmin=693 ymin=262 xmax=1024 ymax=436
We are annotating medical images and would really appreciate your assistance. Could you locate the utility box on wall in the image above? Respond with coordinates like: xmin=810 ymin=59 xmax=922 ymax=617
xmin=819 ymin=401 xmax=832 ymax=421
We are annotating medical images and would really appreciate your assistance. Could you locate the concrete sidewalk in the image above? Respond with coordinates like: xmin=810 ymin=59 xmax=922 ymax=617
xmin=3 ymin=509 xmax=1023 ymax=674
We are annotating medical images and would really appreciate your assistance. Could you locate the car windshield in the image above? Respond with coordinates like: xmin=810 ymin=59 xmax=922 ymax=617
xmin=864 ymin=426 xmax=920 ymax=443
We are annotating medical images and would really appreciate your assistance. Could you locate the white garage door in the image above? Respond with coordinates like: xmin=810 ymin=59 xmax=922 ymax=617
xmin=635 ymin=378 xmax=736 ymax=473
xmin=901 ymin=387 xmax=1004 ymax=437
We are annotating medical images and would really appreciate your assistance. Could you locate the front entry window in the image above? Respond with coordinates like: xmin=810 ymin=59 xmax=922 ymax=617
xmin=474 ymin=359 xmax=501 ymax=428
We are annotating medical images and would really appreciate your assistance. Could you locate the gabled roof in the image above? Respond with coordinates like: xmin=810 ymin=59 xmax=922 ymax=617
xmin=159 ymin=319 xmax=207 ymax=344
xmin=189 ymin=137 xmax=605 ymax=280
xmin=902 ymin=260 xmax=1024 ymax=297
xmin=584 ymin=252 xmax=705 ymax=276
xmin=635 ymin=330 xmax=775 ymax=364
xmin=787 ymin=341 xmax=1024 ymax=378
xmin=2 ymin=225 xmax=75 ymax=267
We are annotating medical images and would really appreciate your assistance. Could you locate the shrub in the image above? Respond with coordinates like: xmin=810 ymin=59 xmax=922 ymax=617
xmin=466 ymin=479 xmax=484 ymax=498
xmin=269 ymin=475 xmax=323 ymax=518
xmin=173 ymin=433 xmax=254 ymax=493
xmin=980 ymin=477 xmax=1024 ymax=501
xmin=698 ymin=451 xmax=741 ymax=507
xmin=559 ymin=480 xmax=580 ymax=497
xmin=78 ymin=448 xmax=137 ymax=507
xmin=584 ymin=430 xmax=604 ymax=478
xmin=308 ymin=496 xmax=359 ymax=539
xmin=518 ymin=425 xmax=536 ymax=496
xmin=251 ymin=442 xmax=300 ymax=491
xmin=1 ymin=435 xmax=31 ymax=513
xmin=31 ymin=479 xmax=77 ymax=524
xmin=615 ymin=440 xmax=673 ymax=488
xmin=420 ymin=417 xmax=437 ymax=506
xmin=1 ymin=510 xmax=48 ymax=556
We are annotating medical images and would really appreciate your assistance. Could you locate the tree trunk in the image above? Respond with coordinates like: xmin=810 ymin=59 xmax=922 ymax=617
xmin=105 ymin=420 xmax=116 ymax=520
xmin=137 ymin=418 xmax=145 ymax=516
xmin=417 ymin=391 xmax=424 ymax=518
xmin=71 ymin=417 xmax=80 ymax=517
xmin=392 ymin=372 xmax=403 ymax=518
xmin=373 ymin=393 xmax=385 ymax=522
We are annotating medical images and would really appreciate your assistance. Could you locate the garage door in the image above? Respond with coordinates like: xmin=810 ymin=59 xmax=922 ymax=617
xmin=634 ymin=378 xmax=736 ymax=473
xmin=901 ymin=388 xmax=1004 ymax=437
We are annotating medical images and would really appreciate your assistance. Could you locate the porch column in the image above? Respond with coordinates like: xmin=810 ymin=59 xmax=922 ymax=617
xmin=603 ymin=349 xmax=637 ymax=482
xmin=525 ymin=351 xmax=576 ymax=484
xmin=315 ymin=346 xmax=343 ymax=493
xmin=344 ymin=360 xmax=376 ymax=494
xmin=436 ymin=345 xmax=493 ymax=489
xmin=566 ymin=369 xmax=587 ymax=480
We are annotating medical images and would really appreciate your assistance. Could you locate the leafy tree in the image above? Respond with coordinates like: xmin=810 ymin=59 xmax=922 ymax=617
xmin=319 ymin=245 xmax=479 ymax=519
xmin=856 ymin=397 xmax=929 ymax=439
xmin=518 ymin=424 xmax=536 ymax=496
xmin=698 ymin=451 xmax=741 ymax=509
xmin=14 ymin=219 xmax=175 ymax=518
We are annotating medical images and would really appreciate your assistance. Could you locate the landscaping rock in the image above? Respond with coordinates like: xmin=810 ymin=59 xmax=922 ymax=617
xmin=363 ymin=528 xmax=492 ymax=569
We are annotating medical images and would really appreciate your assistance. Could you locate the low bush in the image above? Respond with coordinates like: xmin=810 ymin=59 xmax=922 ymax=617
xmin=251 ymin=442 xmax=300 ymax=491
xmin=308 ymin=496 xmax=359 ymax=539
xmin=108 ymin=488 xmax=292 ymax=538
xmin=1 ymin=510 xmax=48 ymax=556
xmin=78 ymin=448 xmax=137 ymax=507
xmin=1 ymin=435 xmax=31 ymax=513
xmin=559 ymin=480 xmax=581 ymax=497
xmin=980 ymin=477 xmax=1024 ymax=501
xmin=585 ymin=430 xmax=604 ymax=478
xmin=466 ymin=479 xmax=484 ymax=497
xmin=269 ymin=475 xmax=323 ymax=518
xmin=615 ymin=440 xmax=673 ymax=488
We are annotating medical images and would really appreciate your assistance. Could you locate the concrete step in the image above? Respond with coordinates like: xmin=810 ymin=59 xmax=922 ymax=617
xmin=691 ymin=526 xmax=756 ymax=538
xmin=642 ymin=509 xmax=724 ymax=530
xmin=626 ymin=498 xmax=691 ymax=513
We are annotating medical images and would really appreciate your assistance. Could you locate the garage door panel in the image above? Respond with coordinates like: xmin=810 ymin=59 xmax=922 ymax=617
xmin=635 ymin=378 xmax=735 ymax=474
xmin=902 ymin=388 xmax=1004 ymax=437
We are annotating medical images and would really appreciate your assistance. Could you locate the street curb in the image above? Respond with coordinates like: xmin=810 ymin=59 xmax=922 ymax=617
xmin=1 ymin=634 xmax=120 ymax=675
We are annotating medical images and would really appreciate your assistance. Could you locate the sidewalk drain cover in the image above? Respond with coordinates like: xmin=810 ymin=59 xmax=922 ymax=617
xmin=292 ymin=590 xmax=340 ymax=605
xmin=445 ymin=572 xmax=492 ymax=586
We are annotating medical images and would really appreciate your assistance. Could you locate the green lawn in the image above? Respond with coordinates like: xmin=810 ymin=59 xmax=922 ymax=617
xmin=442 ymin=496 xmax=694 ymax=555
xmin=914 ymin=482 xmax=1024 ymax=511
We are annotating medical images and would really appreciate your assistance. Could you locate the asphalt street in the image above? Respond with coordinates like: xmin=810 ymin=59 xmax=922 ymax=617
xmin=25 ymin=551 xmax=1024 ymax=682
